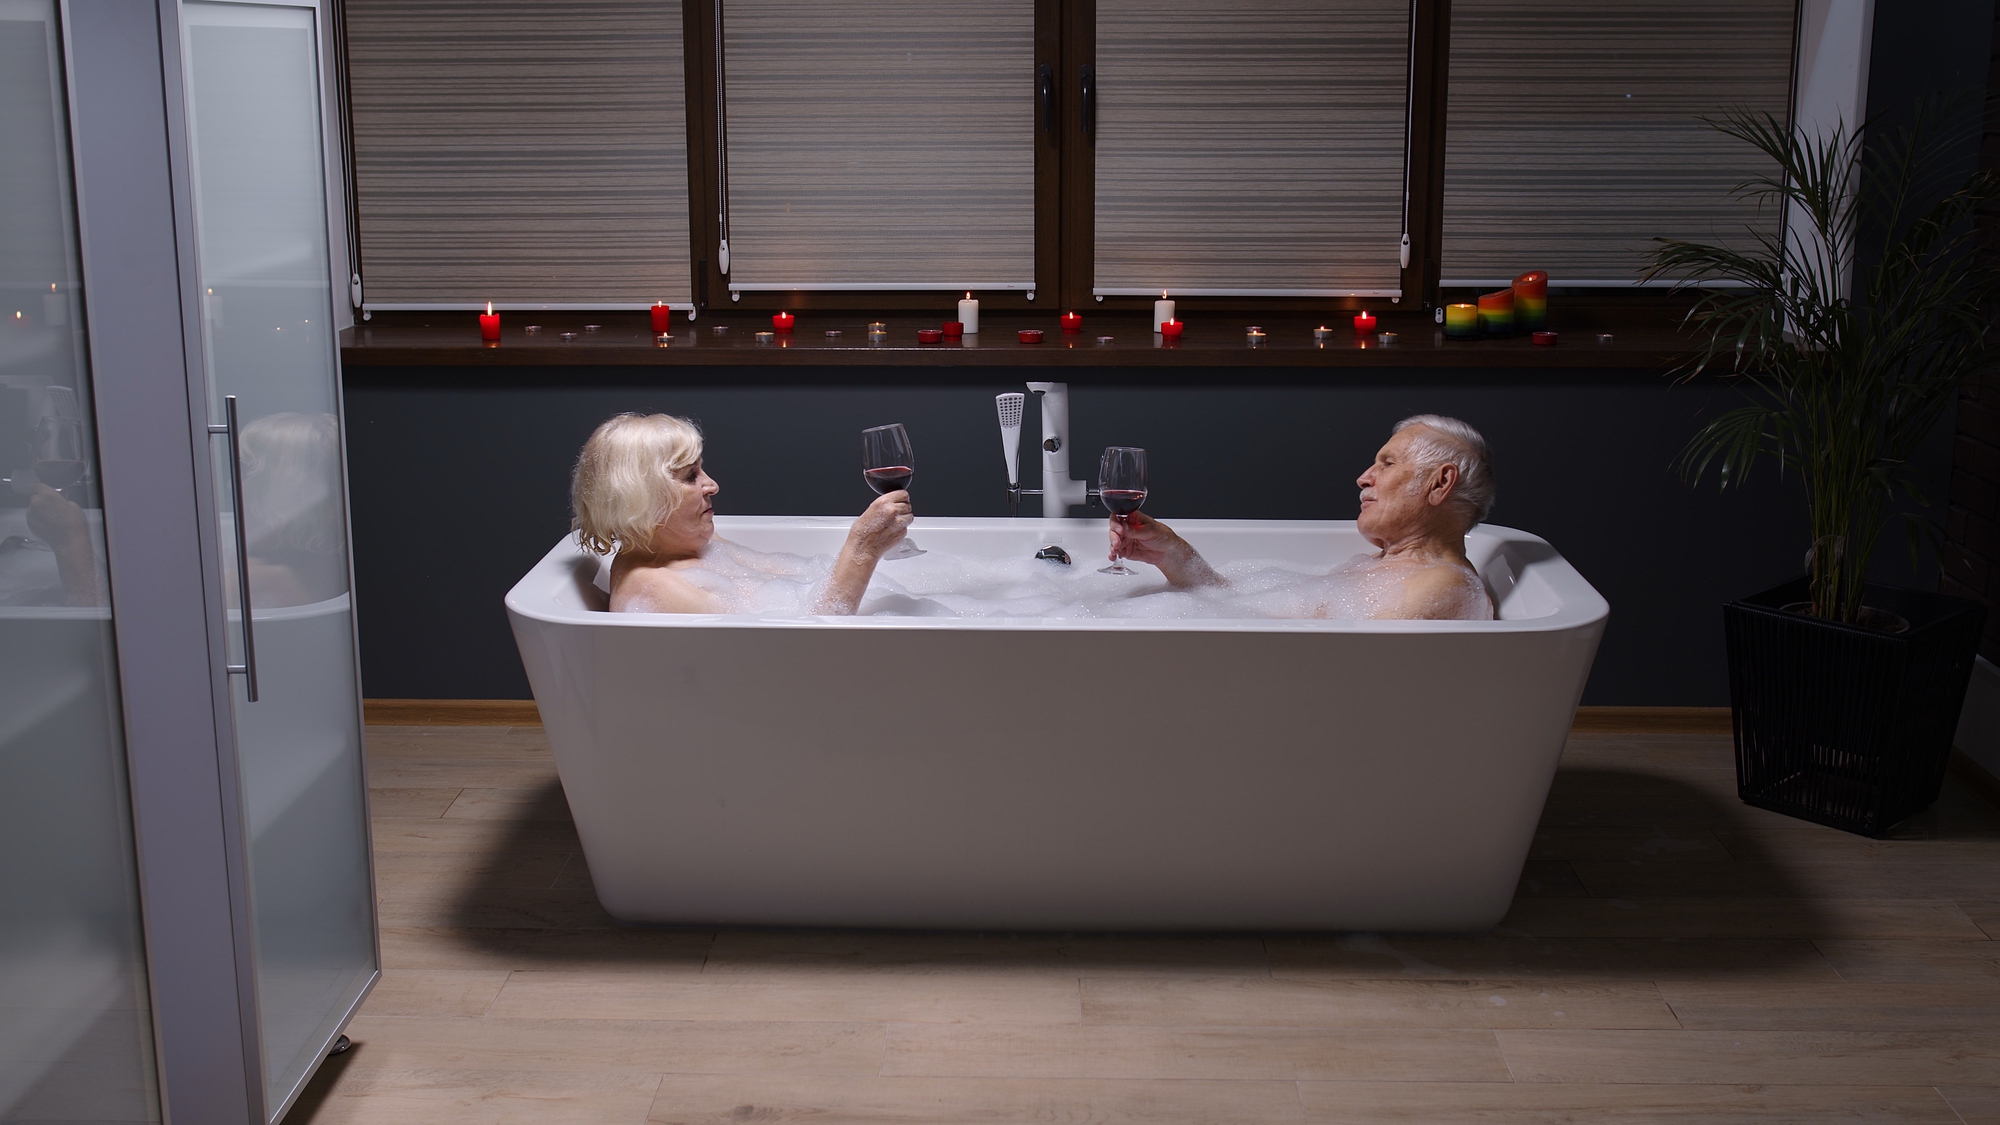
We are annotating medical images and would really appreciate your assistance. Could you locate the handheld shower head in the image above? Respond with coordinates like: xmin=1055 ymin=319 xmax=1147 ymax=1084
xmin=995 ymin=392 xmax=1024 ymax=486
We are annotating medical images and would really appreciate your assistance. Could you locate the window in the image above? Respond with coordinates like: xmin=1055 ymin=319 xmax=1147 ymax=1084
xmin=1439 ymin=0 xmax=1797 ymax=286
xmin=716 ymin=0 xmax=1037 ymax=295
xmin=336 ymin=0 xmax=1810 ymax=315
xmin=344 ymin=0 xmax=696 ymax=311
xmin=1091 ymin=0 xmax=1412 ymax=298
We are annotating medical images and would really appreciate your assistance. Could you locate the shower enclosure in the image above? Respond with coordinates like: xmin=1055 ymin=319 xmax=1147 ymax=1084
xmin=2 ymin=0 xmax=376 ymax=1121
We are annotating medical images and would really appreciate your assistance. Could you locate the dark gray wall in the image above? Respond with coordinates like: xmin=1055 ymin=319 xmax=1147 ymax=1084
xmin=340 ymin=366 xmax=1947 ymax=705
xmin=342 ymin=2 xmax=1996 ymax=707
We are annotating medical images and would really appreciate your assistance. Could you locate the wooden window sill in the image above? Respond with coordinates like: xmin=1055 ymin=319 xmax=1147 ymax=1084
xmin=339 ymin=312 xmax=1697 ymax=372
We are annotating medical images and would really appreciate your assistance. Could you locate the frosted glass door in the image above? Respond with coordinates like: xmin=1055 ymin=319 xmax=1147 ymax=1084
xmin=0 ymin=2 xmax=160 ymax=1121
xmin=179 ymin=1 xmax=376 ymax=1116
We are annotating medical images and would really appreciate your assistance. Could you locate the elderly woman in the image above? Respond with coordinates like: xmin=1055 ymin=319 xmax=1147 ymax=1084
xmin=1111 ymin=414 xmax=1497 ymax=620
xmin=573 ymin=412 xmax=911 ymax=614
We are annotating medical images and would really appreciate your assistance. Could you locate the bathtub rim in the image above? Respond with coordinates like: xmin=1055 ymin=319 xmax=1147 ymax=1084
xmin=505 ymin=516 xmax=1608 ymax=635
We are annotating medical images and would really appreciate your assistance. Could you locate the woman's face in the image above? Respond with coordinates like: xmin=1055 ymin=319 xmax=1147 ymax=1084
xmin=648 ymin=459 xmax=719 ymax=556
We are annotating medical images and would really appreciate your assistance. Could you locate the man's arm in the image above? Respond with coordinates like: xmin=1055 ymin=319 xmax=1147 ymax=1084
xmin=1109 ymin=512 xmax=1225 ymax=588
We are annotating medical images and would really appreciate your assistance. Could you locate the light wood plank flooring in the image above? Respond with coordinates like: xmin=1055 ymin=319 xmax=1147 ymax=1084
xmin=292 ymin=724 xmax=2000 ymax=1124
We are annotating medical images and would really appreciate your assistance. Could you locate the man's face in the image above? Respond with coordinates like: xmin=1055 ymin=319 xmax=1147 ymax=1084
xmin=1355 ymin=428 xmax=1443 ymax=547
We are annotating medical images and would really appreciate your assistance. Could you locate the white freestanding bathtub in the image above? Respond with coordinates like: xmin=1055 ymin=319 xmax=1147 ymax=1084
xmin=505 ymin=517 xmax=1608 ymax=932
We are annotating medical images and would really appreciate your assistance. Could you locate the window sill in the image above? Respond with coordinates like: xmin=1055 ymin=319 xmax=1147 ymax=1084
xmin=338 ymin=312 xmax=1698 ymax=375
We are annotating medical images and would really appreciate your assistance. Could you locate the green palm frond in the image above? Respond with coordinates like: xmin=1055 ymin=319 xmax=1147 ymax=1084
xmin=1647 ymin=95 xmax=2000 ymax=622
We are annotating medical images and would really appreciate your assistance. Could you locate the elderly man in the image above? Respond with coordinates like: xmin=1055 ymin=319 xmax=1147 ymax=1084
xmin=1109 ymin=414 xmax=1497 ymax=620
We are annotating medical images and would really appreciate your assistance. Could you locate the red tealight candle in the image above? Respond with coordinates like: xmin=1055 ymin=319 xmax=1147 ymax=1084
xmin=1353 ymin=310 xmax=1377 ymax=335
xmin=651 ymin=302 xmax=672 ymax=333
xmin=1158 ymin=319 xmax=1184 ymax=339
xmin=1532 ymin=330 xmax=1559 ymax=346
xmin=479 ymin=302 xmax=500 ymax=341
xmin=1060 ymin=311 xmax=1083 ymax=333
xmin=942 ymin=320 xmax=964 ymax=338
xmin=1018 ymin=329 xmax=1044 ymax=344
xmin=772 ymin=311 xmax=795 ymax=332
xmin=916 ymin=328 xmax=943 ymax=344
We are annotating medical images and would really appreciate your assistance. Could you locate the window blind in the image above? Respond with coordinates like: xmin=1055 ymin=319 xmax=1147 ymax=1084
xmin=344 ymin=0 xmax=693 ymax=309
xmin=1440 ymin=0 xmax=1796 ymax=286
xmin=719 ymin=0 xmax=1036 ymax=292
xmin=1093 ymin=0 xmax=1411 ymax=298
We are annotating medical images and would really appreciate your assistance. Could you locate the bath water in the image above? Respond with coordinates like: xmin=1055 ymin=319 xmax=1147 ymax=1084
xmin=668 ymin=538 xmax=1491 ymax=621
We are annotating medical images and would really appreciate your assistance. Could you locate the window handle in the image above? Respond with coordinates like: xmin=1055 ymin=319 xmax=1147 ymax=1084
xmin=1080 ymin=64 xmax=1095 ymax=141
xmin=1038 ymin=64 xmax=1054 ymax=135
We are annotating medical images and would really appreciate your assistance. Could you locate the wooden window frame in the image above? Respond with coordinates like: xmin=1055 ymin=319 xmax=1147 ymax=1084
xmin=331 ymin=0 xmax=1778 ymax=322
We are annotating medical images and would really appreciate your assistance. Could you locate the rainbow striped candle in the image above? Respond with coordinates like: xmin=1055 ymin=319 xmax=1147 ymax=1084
xmin=1478 ymin=288 xmax=1514 ymax=336
xmin=1443 ymin=302 xmax=1478 ymax=339
xmin=1513 ymin=270 xmax=1548 ymax=332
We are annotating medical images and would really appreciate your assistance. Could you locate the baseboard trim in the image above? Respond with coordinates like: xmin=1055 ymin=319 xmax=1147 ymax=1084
xmin=361 ymin=699 xmax=1732 ymax=733
xmin=1570 ymin=706 xmax=1733 ymax=735
xmin=363 ymin=698 xmax=542 ymax=726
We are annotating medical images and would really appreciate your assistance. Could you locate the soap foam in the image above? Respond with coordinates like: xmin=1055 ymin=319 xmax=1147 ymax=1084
xmin=672 ymin=538 xmax=1490 ymax=621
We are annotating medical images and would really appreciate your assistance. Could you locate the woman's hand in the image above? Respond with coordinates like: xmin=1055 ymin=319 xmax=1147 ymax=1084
xmin=1109 ymin=511 xmax=1224 ymax=588
xmin=813 ymin=490 xmax=914 ymax=615
xmin=846 ymin=490 xmax=914 ymax=562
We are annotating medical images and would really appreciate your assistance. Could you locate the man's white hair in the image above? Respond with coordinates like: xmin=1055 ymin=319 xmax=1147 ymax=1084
xmin=1394 ymin=414 xmax=1495 ymax=525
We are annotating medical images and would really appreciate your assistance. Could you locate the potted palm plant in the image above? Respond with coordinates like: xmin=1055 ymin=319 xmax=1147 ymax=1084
xmin=1647 ymin=102 xmax=1997 ymax=835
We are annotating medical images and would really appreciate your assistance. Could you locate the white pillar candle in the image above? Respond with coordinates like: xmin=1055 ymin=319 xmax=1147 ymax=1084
xmin=1153 ymin=293 xmax=1175 ymax=332
xmin=958 ymin=292 xmax=979 ymax=334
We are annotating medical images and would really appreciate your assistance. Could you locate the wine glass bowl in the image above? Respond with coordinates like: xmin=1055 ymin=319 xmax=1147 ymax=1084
xmin=861 ymin=423 xmax=924 ymax=559
xmin=1098 ymin=446 xmax=1148 ymax=575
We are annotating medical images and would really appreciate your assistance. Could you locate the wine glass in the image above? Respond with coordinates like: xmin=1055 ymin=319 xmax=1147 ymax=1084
xmin=861 ymin=423 xmax=925 ymax=559
xmin=1098 ymin=446 xmax=1148 ymax=575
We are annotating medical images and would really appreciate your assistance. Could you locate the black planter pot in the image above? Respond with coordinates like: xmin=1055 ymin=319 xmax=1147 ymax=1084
xmin=1723 ymin=577 xmax=1985 ymax=837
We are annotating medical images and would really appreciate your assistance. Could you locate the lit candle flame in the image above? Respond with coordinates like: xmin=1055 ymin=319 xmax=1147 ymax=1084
xmin=965 ymin=292 xmax=971 ymax=300
xmin=486 ymin=301 xmax=493 ymax=315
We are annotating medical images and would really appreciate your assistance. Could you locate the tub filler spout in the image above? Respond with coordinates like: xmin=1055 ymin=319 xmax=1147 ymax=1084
xmin=1001 ymin=383 xmax=1093 ymax=518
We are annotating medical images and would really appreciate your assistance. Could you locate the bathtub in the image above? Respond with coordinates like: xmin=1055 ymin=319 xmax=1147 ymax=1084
xmin=505 ymin=517 xmax=1607 ymax=932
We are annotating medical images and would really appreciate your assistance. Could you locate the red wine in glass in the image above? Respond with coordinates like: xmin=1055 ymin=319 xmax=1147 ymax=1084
xmin=1100 ymin=489 xmax=1146 ymax=516
xmin=34 ymin=460 xmax=86 ymax=492
xmin=1098 ymin=446 xmax=1148 ymax=575
xmin=864 ymin=466 xmax=914 ymax=494
xmin=861 ymin=423 xmax=924 ymax=558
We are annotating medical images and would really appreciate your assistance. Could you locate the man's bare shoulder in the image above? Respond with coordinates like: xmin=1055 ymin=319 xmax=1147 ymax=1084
xmin=1388 ymin=561 xmax=1493 ymax=620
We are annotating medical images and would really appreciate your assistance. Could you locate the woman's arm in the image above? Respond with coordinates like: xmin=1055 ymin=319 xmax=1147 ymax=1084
xmin=813 ymin=491 xmax=914 ymax=615
xmin=1109 ymin=511 xmax=1225 ymax=588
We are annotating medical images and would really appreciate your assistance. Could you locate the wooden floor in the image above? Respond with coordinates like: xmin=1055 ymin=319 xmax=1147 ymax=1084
xmin=292 ymin=722 xmax=2000 ymax=1125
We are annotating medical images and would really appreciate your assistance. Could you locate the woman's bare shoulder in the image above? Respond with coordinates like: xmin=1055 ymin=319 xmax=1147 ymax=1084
xmin=610 ymin=563 xmax=724 ymax=614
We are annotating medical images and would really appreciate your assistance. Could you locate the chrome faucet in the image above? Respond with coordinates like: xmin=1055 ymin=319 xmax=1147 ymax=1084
xmin=996 ymin=382 xmax=1094 ymax=517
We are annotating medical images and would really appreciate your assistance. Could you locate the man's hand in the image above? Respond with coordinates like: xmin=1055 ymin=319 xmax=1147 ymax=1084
xmin=1109 ymin=511 xmax=1224 ymax=588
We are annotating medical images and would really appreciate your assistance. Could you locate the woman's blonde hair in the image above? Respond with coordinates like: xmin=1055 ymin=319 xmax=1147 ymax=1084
xmin=571 ymin=413 xmax=704 ymax=555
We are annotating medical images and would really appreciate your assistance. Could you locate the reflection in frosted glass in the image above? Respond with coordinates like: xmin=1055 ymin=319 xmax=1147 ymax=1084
xmin=0 ymin=3 xmax=161 ymax=1122
xmin=183 ymin=2 xmax=377 ymax=1116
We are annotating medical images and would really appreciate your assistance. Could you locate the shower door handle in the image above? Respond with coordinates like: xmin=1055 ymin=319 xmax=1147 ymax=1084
xmin=207 ymin=394 xmax=259 ymax=702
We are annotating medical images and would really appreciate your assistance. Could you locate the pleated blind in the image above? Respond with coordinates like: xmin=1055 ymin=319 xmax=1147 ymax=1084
xmin=345 ymin=0 xmax=693 ymax=309
xmin=1093 ymin=0 xmax=1411 ymax=298
xmin=1440 ymin=0 xmax=1796 ymax=286
xmin=720 ymin=0 xmax=1035 ymax=292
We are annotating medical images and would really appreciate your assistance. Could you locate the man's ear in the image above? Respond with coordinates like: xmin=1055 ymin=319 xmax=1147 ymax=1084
xmin=1427 ymin=463 xmax=1459 ymax=508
